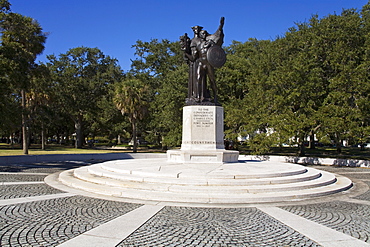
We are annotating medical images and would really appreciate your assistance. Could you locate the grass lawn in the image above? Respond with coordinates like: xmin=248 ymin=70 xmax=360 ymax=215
xmin=1 ymin=143 xmax=369 ymax=160
xmin=0 ymin=143 xmax=130 ymax=156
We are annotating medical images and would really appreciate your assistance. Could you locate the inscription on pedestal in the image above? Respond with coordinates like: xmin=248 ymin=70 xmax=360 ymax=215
xmin=193 ymin=108 xmax=214 ymax=128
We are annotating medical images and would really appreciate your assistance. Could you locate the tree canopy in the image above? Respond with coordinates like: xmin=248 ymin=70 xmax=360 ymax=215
xmin=1 ymin=0 xmax=370 ymax=156
xmin=0 ymin=1 xmax=47 ymax=153
xmin=218 ymin=4 xmax=370 ymax=154
xmin=46 ymin=47 xmax=122 ymax=148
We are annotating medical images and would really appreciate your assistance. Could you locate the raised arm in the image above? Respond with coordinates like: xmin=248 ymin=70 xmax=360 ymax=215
xmin=219 ymin=17 xmax=225 ymax=30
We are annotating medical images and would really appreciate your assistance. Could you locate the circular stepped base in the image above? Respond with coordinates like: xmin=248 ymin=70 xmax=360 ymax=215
xmin=58 ymin=157 xmax=353 ymax=205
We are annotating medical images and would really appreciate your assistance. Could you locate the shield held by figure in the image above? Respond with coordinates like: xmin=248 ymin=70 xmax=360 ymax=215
xmin=207 ymin=45 xmax=226 ymax=68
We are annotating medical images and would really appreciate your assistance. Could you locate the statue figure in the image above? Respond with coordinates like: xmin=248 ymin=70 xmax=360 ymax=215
xmin=180 ymin=17 xmax=226 ymax=105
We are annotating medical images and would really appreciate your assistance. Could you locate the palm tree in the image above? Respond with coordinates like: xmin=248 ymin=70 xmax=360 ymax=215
xmin=114 ymin=78 xmax=149 ymax=153
xmin=1 ymin=12 xmax=47 ymax=154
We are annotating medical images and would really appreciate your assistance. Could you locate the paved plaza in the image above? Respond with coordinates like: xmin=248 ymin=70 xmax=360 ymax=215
xmin=0 ymin=158 xmax=370 ymax=246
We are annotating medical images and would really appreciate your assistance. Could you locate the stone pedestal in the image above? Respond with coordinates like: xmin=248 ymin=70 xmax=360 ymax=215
xmin=167 ymin=105 xmax=239 ymax=163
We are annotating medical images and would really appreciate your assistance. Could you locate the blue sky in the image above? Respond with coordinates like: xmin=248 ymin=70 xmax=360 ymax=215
xmin=11 ymin=0 xmax=369 ymax=71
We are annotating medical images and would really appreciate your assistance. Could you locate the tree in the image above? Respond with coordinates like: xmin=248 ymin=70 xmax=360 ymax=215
xmin=265 ymin=9 xmax=367 ymax=154
xmin=114 ymin=78 xmax=150 ymax=152
xmin=217 ymin=3 xmax=370 ymax=155
xmin=47 ymin=47 xmax=121 ymax=148
xmin=0 ymin=0 xmax=11 ymax=122
xmin=27 ymin=63 xmax=52 ymax=150
xmin=87 ymin=93 xmax=129 ymax=144
xmin=148 ymin=64 xmax=187 ymax=148
xmin=0 ymin=3 xmax=47 ymax=154
xmin=130 ymin=39 xmax=186 ymax=148
xmin=218 ymin=39 xmax=282 ymax=153
xmin=218 ymin=40 xmax=272 ymax=150
xmin=311 ymin=9 xmax=367 ymax=153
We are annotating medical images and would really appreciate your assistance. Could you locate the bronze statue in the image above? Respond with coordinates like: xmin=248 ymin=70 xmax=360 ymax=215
xmin=180 ymin=17 xmax=226 ymax=105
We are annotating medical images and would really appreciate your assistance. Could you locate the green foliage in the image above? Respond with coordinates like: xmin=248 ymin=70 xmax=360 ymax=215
xmin=114 ymin=77 xmax=150 ymax=122
xmin=212 ymin=3 xmax=369 ymax=155
xmin=114 ymin=77 xmax=150 ymax=152
xmin=88 ymin=93 xmax=128 ymax=141
xmin=47 ymin=47 xmax=121 ymax=148
xmin=1 ymin=0 xmax=370 ymax=157
xmin=130 ymin=39 xmax=186 ymax=148
xmin=0 ymin=2 xmax=47 ymax=153
xmin=247 ymin=133 xmax=277 ymax=155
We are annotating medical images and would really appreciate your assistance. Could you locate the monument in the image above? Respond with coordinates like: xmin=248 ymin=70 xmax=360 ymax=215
xmin=54 ymin=18 xmax=353 ymax=206
xmin=167 ymin=17 xmax=239 ymax=163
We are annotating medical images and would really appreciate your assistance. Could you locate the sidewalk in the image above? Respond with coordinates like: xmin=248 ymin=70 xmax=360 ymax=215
xmin=0 ymin=158 xmax=369 ymax=246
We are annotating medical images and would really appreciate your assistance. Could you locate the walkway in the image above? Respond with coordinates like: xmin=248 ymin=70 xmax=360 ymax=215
xmin=0 ymin=159 xmax=370 ymax=246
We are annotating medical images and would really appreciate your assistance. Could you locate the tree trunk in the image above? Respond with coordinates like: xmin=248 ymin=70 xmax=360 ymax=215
xmin=299 ymin=142 xmax=305 ymax=156
xmin=336 ymin=144 xmax=342 ymax=154
xmin=75 ymin=114 xmax=83 ymax=149
xmin=298 ymin=135 xmax=306 ymax=156
xmin=308 ymin=132 xmax=315 ymax=149
xmin=65 ymin=131 xmax=70 ymax=145
xmin=132 ymin=119 xmax=137 ymax=153
xmin=10 ymin=133 xmax=15 ymax=144
xmin=18 ymin=131 xmax=22 ymax=145
xmin=336 ymin=140 xmax=342 ymax=154
xmin=41 ymin=125 xmax=46 ymax=150
xmin=21 ymin=89 xmax=28 ymax=155
xmin=335 ymin=133 xmax=342 ymax=154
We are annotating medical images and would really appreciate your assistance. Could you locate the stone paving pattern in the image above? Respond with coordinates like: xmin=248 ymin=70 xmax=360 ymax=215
xmin=281 ymin=201 xmax=370 ymax=243
xmin=356 ymin=181 xmax=370 ymax=201
xmin=312 ymin=165 xmax=370 ymax=201
xmin=0 ymin=184 xmax=64 ymax=199
xmin=282 ymin=166 xmax=370 ymax=244
xmin=0 ymin=174 xmax=46 ymax=182
xmin=117 ymin=206 xmax=320 ymax=247
xmin=341 ymin=173 xmax=370 ymax=180
xmin=0 ymin=196 xmax=141 ymax=247
xmin=0 ymin=161 xmax=370 ymax=246
xmin=0 ymin=161 xmax=90 ymax=173
xmin=311 ymin=166 xmax=370 ymax=173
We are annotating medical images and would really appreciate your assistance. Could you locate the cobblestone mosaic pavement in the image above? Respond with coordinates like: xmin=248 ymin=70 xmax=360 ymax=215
xmin=312 ymin=165 xmax=370 ymax=201
xmin=0 ymin=196 xmax=141 ymax=247
xmin=344 ymin=173 xmax=370 ymax=180
xmin=356 ymin=181 xmax=370 ymax=201
xmin=0 ymin=161 xmax=90 ymax=173
xmin=117 ymin=206 xmax=320 ymax=247
xmin=281 ymin=201 xmax=370 ymax=243
xmin=311 ymin=166 xmax=370 ymax=177
xmin=315 ymin=166 xmax=370 ymax=172
xmin=0 ymin=161 xmax=369 ymax=246
xmin=0 ymin=184 xmax=64 ymax=199
xmin=0 ymin=174 xmax=46 ymax=182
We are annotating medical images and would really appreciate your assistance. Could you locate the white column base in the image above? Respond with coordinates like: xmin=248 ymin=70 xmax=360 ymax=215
xmin=167 ymin=105 xmax=239 ymax=163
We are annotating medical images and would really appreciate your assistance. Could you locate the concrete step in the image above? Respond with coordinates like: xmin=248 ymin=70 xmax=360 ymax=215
xmin=167 ymin=172 xmax=337 ymax=193
xmin=99 ymin=159 xmax=310 ymax=179
xmin=58 ymin=158 xmax=354 ymax=205
xmin=79 ymin=165 xmax=337 ymax=193
xmin=59 ymin=169 xmax=352 ymax=204
xmin=90 ymin=163 xmax=322 ymax=186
